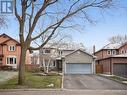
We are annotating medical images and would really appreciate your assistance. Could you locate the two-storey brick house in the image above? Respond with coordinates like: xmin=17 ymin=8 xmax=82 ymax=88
xmin=39 ymin=43 xmax=84 ymax=71
xmin=0 ymin=34 xmax=30 ymax=69
xmin=39 ymin=43 xmax=95 ymax=74
xmin=94 ymin=43 xmax=127 ymax=77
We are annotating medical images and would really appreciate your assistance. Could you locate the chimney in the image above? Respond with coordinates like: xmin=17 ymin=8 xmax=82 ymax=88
xmin=93 ymin=45 xmax=96 ymax=55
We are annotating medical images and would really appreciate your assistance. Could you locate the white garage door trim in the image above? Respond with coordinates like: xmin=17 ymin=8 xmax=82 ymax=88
xmin=65 ymin=63 xmax=92 ymax=74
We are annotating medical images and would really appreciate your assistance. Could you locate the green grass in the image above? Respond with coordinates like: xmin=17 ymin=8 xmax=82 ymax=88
xmin=0 ymin=73 xmax=62 ymax=89
xmin=110 ymin=76 xmax=127 ymax=81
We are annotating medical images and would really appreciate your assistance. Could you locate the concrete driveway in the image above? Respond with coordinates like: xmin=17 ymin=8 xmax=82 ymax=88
xmin=63 ymin=75 xmax=127 ymax=90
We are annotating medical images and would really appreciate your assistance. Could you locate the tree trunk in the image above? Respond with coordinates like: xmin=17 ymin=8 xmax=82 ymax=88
xmin=18 ymin=46 xmax=27 ymax=85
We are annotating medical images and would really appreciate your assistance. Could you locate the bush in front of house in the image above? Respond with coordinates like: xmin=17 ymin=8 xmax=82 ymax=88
xmin=0 ymin=65 xmax=13 ymax=70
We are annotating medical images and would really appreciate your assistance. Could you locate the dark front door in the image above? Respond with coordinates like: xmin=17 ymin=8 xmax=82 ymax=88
xmin=0 ymin=58 xmax=2 ymax=65
xmin=57 ymin=60 xmax=62 ymax=71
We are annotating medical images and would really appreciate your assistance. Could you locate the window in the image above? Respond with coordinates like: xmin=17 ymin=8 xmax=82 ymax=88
xmin=0 ymin=58 xmax=2 ymax=64
xmin=125 ymin=50 xmax=127 ymax=53
xmin=8 ymin=45 xmax=16 ymax=51
xmin=45 ymin=49 xmax=50 ymax=53
xmin=53 ymin=61 xmax=56 ymax=67
xmin=107 ymin=50 xmax=111 ymax=55
xmin=112 ymin=50 xmax=116 ymax=55
xmin=7 ymin=57 xmax=16 ymax=64
xmin=121 ymin=50 xmax=124 ymax=54
xmin=59 ymin=51 xmax=63 ymax=55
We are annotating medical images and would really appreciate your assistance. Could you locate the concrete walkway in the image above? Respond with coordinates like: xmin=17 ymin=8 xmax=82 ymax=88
xmin=0 ymin=71 xmax=17 ymax=82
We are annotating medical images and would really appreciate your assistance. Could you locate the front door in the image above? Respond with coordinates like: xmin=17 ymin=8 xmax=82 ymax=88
xmin=57 ymin=60 xmax=62 ymax=70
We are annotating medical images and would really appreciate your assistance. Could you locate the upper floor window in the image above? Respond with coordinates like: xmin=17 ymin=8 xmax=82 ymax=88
xmin=125 ymin=50 xmax=127 ymax=53
xmin=45 ymin=49 xmax=50 ymax=54
xmin=112 ymin=50 xmax=116 ymax=55
xmin=107 ymin=50 xmax=111 ymax=55
xmin=9 ymin=45 xmax=15 ymax=51
xmin=121 ymin=50 xmax=124 ymax=54
xmin=58 ymin=51 xmax=63 ymax=55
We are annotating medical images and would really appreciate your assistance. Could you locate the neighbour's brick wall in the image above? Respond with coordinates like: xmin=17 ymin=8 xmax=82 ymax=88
xmin=94 ymin=50 xmax=103 ymax=59
xmin=119 ymin=44 xmax=127 ymax=54
xmin=98 ymin=58 xmax=111 ymax=74
xmin=94 ymin=50 xmax=109 ymax=59
xmin=112 ymin=58 xmax=127 ymax=64
xmin=0 ymin=34 xmax=31 ymax=69
xmin=25 ymin=64 xmax=40 ymax=72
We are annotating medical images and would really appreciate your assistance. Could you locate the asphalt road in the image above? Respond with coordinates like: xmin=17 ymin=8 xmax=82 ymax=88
xmin=63 ymin=75 xmax=127 ymax=90
xmin=0 ymin=90 xmax=127 ymax=95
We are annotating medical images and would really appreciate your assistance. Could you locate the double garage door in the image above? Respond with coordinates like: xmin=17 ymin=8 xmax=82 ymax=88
xmin=113 ymin=63 xmax=127 ymax=77
xmin=66 ymin=63 xmax=92 ymax=74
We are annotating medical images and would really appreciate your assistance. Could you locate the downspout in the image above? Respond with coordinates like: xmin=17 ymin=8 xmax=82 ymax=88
xmin=102 ymin=50 xmax=103 ymax=58
xmin=110 ymin=58 xmax=112 ymax=75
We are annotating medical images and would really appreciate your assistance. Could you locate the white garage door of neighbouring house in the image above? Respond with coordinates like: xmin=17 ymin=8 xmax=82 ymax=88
xmin=66 ymin=63 xmax=92 ymax=74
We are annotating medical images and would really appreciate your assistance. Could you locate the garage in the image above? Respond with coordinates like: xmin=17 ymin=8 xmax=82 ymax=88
xmin=113 ymin=63 xmax=127 ymax=77
xmin=64 ymin=49 xmax=95 ymax=74
xmin=66 ymin=63 xmax=92 ymax=74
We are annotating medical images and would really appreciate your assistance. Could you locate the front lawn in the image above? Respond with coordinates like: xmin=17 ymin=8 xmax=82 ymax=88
xmin=0 ymin=71 xmax=17 ymax=82
xmin=0 ymin=73 xmax=62 ymax=89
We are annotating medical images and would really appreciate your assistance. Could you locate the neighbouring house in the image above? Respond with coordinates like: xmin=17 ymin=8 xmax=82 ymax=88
xmin=0 ymin=33 xmax=30 ymax=69
xmin=94 ymin=42 xmax=127 ymax=77
xmin=30 ymin=51 xmax=39 ymax=65
xmin=39 ymin=43 xmax=95 ymax=74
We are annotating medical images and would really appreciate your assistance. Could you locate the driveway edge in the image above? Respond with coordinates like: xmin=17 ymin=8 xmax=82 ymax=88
xmin=61 ymin=74 xmax=64 ymax=89
xmin=98 ymin=74 xmax=127 ymax=86
xmin=0 ymin=89 xmax=62 ymax=92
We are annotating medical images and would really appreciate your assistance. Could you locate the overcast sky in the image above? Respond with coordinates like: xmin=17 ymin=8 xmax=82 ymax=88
xmin=0 ymin=0 xmax=127 ymax=52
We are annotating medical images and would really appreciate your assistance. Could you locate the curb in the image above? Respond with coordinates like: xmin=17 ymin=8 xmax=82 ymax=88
xmin=61 ymin=74 xmax=64 ymax=90
xmin=0 ymin=89 xmax=62 ymax=92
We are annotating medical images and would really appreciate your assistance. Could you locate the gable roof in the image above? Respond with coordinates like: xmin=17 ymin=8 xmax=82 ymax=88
xmin=94 ymin=43 xmax=122 ymax=54
xmin=65 ymin=49 xmax=95 ymax=58
xmin=42 ymin=42 xmax=85 ymax=50
xmin=118 ymin=42 xmax=127 ymax=49
xmin=0 ymin=33 xmax=20 ymax=45
xmin=102 ymin=43 xmax=121 ymax=49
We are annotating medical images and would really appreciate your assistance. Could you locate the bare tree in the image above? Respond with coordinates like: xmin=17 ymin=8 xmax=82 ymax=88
xmin=39 ymin=33 xmax=72 ymax=74
xmin=14 ymin=0 xmax=114 ymax=85
xmin=0 ymin=16 xmax=7 ymax=29
xmin=109 ymin=35 xmax=127 ymax=44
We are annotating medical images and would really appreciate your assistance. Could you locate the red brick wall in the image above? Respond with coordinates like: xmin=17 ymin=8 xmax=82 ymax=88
xmin=25 ymin=64 xmax=40 ymax=72
xmin=95 ymin=50 xmax=111 ymax=59
xmin=94 ymin=50 xmax=103 ymax=59
xmin=119 ymin=44 xmax=127 ymax=54
xmin=112 ymin=58 xmax=127 ymax=64
xmin=98 ymin=58 xmax=111 ymax=74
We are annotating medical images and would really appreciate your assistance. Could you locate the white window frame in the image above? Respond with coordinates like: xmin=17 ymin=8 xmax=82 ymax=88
xmin=107 ymin=50 xmax=111 ymax=55
xmin=125 ymin=50 xmax=127 ymax=53
xmin=58 ymin=51 xmax=63 ymax=55
xmin=6 ymin=56 xmax=17 ymax=64
xmin=112 ymin=50 xmax=116 ymax=55
xmin=52 ymin=61 xmax=56 ymax=67
xmin=44 ymin=49 xmax=51 ymax=54
xmin=121 ymin=49 xmax=124 ymax=54
xmin=8 ymin=45 xmax=16 ymax=51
